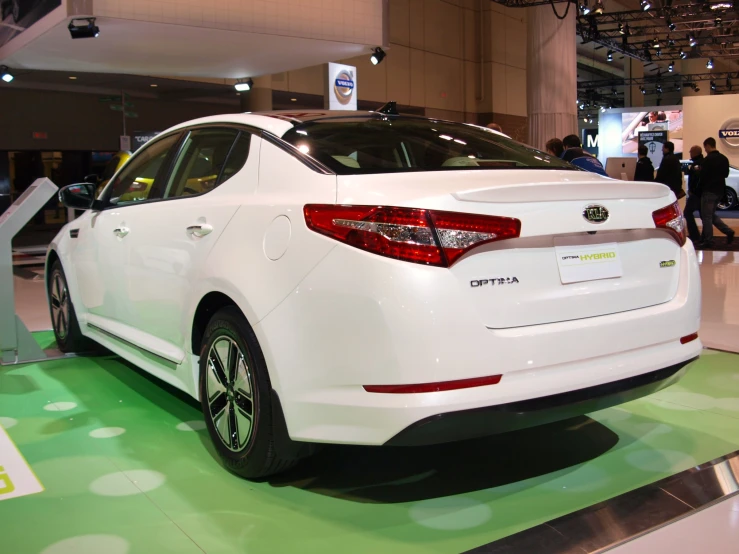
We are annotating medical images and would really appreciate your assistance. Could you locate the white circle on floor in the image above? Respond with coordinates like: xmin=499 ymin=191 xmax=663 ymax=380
xmin=0 ymin=416 xmax=18 ymax=429
xmin=409 ymin=496 xmax=492 ymax=530
xmin=626 ymin=449 xmax=697 ymax=473
xmin=90 ymin=470 xmax=165 ymax=497
xmin=41 ymin=534 xmax=129 ymax=554
xmin=43 ymin=402 xmax=78 ymax=412
xmin=176 ymin=420 xmax=206 ymax=431
xmin=89 ymin=427 xmax=126 ymax=439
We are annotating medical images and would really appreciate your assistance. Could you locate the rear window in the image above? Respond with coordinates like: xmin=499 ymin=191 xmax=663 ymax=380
xmin=281 ymin=117 xmax=572 ymax=174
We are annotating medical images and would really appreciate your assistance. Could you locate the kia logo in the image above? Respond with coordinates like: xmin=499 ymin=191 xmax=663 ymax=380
xmin=583 ymin=205 xmax=609 ymax=224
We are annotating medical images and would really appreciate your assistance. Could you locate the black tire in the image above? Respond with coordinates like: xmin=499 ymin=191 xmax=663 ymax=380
xmin=48 ymin=260 xmax=93 ymax=353
xmin=718 ymin=187 xmax=738 ymax=211
xmin=199 ymin=306 xmax=300 ymax=479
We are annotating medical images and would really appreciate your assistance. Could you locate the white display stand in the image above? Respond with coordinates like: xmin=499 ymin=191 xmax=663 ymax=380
xmin=0 ymin=178 xmax=58 ymax=364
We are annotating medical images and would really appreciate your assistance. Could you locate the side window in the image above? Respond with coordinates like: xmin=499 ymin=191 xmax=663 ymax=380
xmin=109 ymin=134 xmax=180 ymax=205
xmin=165 ymin=128 xmax=244 ymax=199
xmin=219 ymin=132 xmax=251 ymax=185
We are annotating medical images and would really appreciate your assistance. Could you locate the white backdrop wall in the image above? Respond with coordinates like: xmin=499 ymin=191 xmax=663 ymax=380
xmin=683 ymin=94 xmax=739 ymax=167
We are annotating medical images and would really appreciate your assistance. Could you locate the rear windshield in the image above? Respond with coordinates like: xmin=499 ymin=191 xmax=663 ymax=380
xmin=281 ymin=117 xmax=572 ymax=174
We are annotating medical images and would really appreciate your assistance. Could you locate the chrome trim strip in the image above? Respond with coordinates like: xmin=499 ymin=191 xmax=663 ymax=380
xmin=465 ymin=450 xmax=739 ymax=553
xmin=86 ymin=322 xmax=179 ymax=368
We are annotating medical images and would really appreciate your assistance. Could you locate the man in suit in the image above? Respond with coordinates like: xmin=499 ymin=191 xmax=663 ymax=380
xmin=655 ymin=141 xmax=684 ymax=199
xmin=699 ymin=137 xmax=735 ymax=248
xmin=684 ymin=145 xmax=704 ymax=243
xmin=634 ymin=144 xmax=655 ymax=182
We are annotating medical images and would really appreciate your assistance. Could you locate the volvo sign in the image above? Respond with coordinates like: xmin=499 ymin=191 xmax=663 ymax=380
xmin=719 ymin=118 xmax=739 ymax=148
xmin=327 ymin=63 xmax=357 ymax=111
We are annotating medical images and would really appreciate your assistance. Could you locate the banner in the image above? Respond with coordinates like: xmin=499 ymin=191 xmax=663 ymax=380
xmin=0 ymin=425 xmax=43 ymax=501
xmin=132 ymin=131 xmax=160 ymax=152
xmin=638 ymin=130 xmax=669 ymax=169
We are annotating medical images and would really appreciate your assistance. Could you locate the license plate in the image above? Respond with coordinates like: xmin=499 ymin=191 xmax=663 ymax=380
xmin=555 ymin=242 xmax=623 ymax=284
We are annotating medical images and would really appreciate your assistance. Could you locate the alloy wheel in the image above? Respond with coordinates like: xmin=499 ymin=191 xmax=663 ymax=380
xmin=50 ymin=272 xmax=70 ymax=340
xmin=206 ymin=336 xmax=255 ymax=452
xmin=719 ymin=188 xmax=738 ymax=211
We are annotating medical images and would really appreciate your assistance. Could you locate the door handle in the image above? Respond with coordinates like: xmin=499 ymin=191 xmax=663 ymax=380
xmin=187 ymin=223 xmax=213 ymax=237
xmin=113 ymin=226 xmax=129 ymax=238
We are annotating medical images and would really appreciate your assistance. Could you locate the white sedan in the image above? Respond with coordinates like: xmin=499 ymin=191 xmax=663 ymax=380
xmin=48 ymin=110 xmax=702 ymax=478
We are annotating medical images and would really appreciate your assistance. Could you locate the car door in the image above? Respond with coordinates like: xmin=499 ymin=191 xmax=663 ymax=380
xmin=112 ymin=127 xmax=257 ymax=361
xmin=73 ymin=132 xmax=182 ymax=329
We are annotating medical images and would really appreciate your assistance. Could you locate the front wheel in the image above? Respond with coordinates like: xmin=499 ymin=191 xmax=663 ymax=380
xmin=48 ymin=261 xmax=92 ymax=352
xmin=199 ymin=306 xmax=301 ymax=479
xmin=718 ymin=187 xmax=738 ymax=211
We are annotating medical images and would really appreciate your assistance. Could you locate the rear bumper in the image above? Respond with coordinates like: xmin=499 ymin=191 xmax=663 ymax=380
xmin=385 ymin=358 xmax=695 ymax=446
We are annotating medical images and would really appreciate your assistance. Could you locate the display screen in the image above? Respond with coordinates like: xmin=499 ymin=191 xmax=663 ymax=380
xmin=599 ymin=107 xmax=684 ymax=164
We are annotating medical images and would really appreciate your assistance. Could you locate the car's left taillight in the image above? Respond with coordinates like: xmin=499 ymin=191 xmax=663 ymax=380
xmin=304 ymin=204 xmax=521 ymax=267
xmin=652 ymin=201 xmax=687 ymax=246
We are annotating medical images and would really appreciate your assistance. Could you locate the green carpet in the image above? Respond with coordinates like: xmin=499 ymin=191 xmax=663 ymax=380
xmin=1 ymin=348 xmax=738 ymax=553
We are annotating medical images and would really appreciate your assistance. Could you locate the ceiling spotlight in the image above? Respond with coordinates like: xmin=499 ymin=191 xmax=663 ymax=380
xmin=68 ymin=17 xmax=99 ymax=39
xmin=0 ymin=66 xmax=13 ymax=83
xmin=689 ymin=35 xmax=697 ymax=47
xmin=611 ymin=87 xmax=618 ymax=95
xmin=640 ymin=86 xmax=647 ymax=94
xmin=640 ymin=0 xmax=651 ymax=11
xmin=675 ymin=83 xmax=682 ymax=91
xmin=657 ymin=84 xmax=663 ymax=93
xmin=707 ymin=58 xmax=714 ymax=69
xmin=618 ymin=22 xmax=625 ymax=34
xmin=667 ymin=19 xmax=676 ymax=31
xmin=601 ymin=106 xmax=606 ymax=113
xmin=711 ymin=80 xmax=717 ymax=90
xmin=580 ymin=0 xmax=591 ymax=15
xmin=607 ymin=50 xmax=614 ymax=61
xmin=710 ymin=2 xmax=733 ymax=8
xmin=234 ymin=78 xmax=254 ymax=92
xmin=370 ymin=47 xmax=386 ymax=65
xmin=592 ymin=0 xmax=605 ymax=14
xmin=668 ymin=62 xmax=674 ymax=72
xmin=653 ymin=37 xmax=661 ymax=49
xmin=668 ymin=38 xmax=676 ymax=47
xmin=680 ymin=50 xmax=688 ymax=59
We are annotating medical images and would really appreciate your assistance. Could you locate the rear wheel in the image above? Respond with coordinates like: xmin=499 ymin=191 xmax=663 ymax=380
xmin=48 ymin=261 xmax=91 ymax=352
xmin=199 ymin=307 xmax=300 ymax=479
xmin=718 ymin=187 xmax=738 ymax=211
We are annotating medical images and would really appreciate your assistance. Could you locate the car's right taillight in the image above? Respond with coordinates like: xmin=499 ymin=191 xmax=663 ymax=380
xmin=304 ymin=205 xmax=521 ymax=267
xmin=652 ymin=201 xmax=687 ymax=246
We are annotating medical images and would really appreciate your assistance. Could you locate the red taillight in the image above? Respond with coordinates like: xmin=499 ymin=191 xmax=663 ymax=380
xmin=680 ymin=332 xmax=699 ymax=344
xmin=652 ymin=201 xmax=687 ymax=246
xmin=363 ymin=374 xmax=502 ymax=394
xmin=304 ymin=205 xmax=521 ymax=267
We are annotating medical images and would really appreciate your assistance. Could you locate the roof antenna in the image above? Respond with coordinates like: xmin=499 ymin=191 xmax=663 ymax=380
xmin=376 ymin=101 xmax=398 ymax=115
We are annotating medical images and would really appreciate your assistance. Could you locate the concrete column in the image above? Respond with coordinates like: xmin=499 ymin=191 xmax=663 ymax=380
xmin=239 ymin=76 xmax=273 ymax=112
xmin=526 ymin=4 xmax=577 ymax=150
xmin=624 ymin=58 xmax=644 ymax=108
xmin=680 ymin=59 xmax=710 ymax=97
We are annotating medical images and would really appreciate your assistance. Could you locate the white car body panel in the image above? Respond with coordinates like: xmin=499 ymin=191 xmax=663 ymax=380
xmin=48 ymin=111 xmax=702 ymax=448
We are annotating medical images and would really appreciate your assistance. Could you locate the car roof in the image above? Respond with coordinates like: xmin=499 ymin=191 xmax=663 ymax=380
xmin=159 ymin=110 xmax=445 ymax=139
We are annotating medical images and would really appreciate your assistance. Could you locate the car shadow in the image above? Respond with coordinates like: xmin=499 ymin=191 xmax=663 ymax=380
xmin=90 ymin=357 xmax=619 ymax=504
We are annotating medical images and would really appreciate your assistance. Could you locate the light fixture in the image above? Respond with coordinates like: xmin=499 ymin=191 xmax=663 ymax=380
xmin=68 ymin=17 xmax=99 ymax=39
xmin=68 ymin=76 xmax=77 ymax=80
xmin=710 ymin=2 xmax=733 ymax=8
xmin=668 ymin=38 xmax=676 ymax=47
xmin=580 ymin=0 xmax=591 ymax=15
xmin=618 ymin=22 xmax=625 ymax=34
xmin=601 ymin=106 xmax=606 ymax=113
xmin=640 ymin=0 xmax=651 ymax=11
xmin=656 ymin=84 xmax=663 ymax=93
xmin=675 ymin=82 xmax=682 ymax=91
xmin=290 ymin=98 xmax=297 ymax=102
xmin=711 ymin=80 xmax=717 ymax=90
xmin=667 ymin=19 xmax=676 ymax=31
xmin=234 ymin=78 xmax=254 ymax=92
xmin=607 ymin=50 xmax=614 ymax=61
xmin=680 ymin=50 xmax=688 ymax=59
xmin=640 ymin=86 xmax=647 ymax=94
xmin=592 ymin=0 xmax=605 ymax=14
xmin=150 ymin=84 xmax=157 ymax=88
xmin=689 ymin=35 xmax=697 ymax=47
xmin=370 ymin=47 xmax=386 ymax=65
xmin=707 ymin=58 xmax=714 ymax=69
xmin=668 ymin=62 xmax=674 ymax=72
xmin=653 ymin=37 xmax=661 ymax=49
xmin=0 ymin=66 xmax=13 ymax=83
xmin=715 ymin=16 xmax=722 ymax=25
xmin=611 ymin=87 xmax=618 ymax=95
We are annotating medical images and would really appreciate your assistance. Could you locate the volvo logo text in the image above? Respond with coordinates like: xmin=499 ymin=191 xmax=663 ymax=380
xmin=719 ymin=118 xmax=739 ymax=149
xmin=583 ymin=204 xmax=609 ymax=224
xmin=333 ymin=70 xmax=355 ymax=105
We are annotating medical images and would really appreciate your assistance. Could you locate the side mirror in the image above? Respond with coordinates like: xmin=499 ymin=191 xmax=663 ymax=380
xmin=59 ymin=183 xmax=96 ymax=210
xmin=84 ymin=174 xmax=100 ymax=184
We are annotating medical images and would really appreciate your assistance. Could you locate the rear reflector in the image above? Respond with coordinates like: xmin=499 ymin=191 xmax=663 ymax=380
xmin=680 ymin=332 xmax=699 ymax=345
xmin=652 ymin=201 xmax=687 ymax=246
xmin=363 ymin=374 xmax=502 ymax=394
xmin=304 ymin=205 xmax=521 ymax=267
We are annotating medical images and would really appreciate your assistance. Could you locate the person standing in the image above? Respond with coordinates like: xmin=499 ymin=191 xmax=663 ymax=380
xmin=561 ymin=135 xmax=608 ymax=176
xmin=684 ymin=145 xmax=704 ymax=243
xmin=655 ymin=141 xmax=684 ymax=199
xmin=545 ymin=138 xmax=564 ymax=158
xmin=634 ymin=144 xmax=655 ymax=182
xmin=699 ymin=137 xmax=735 ymax=247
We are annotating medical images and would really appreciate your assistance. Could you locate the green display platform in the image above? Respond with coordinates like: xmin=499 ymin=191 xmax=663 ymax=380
xmin=1 ymin=339 xmax=738 ymax=553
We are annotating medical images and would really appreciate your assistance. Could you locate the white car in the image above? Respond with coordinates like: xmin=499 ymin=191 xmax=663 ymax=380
xmin=49 ymin=110 xmax=702 ymax=479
